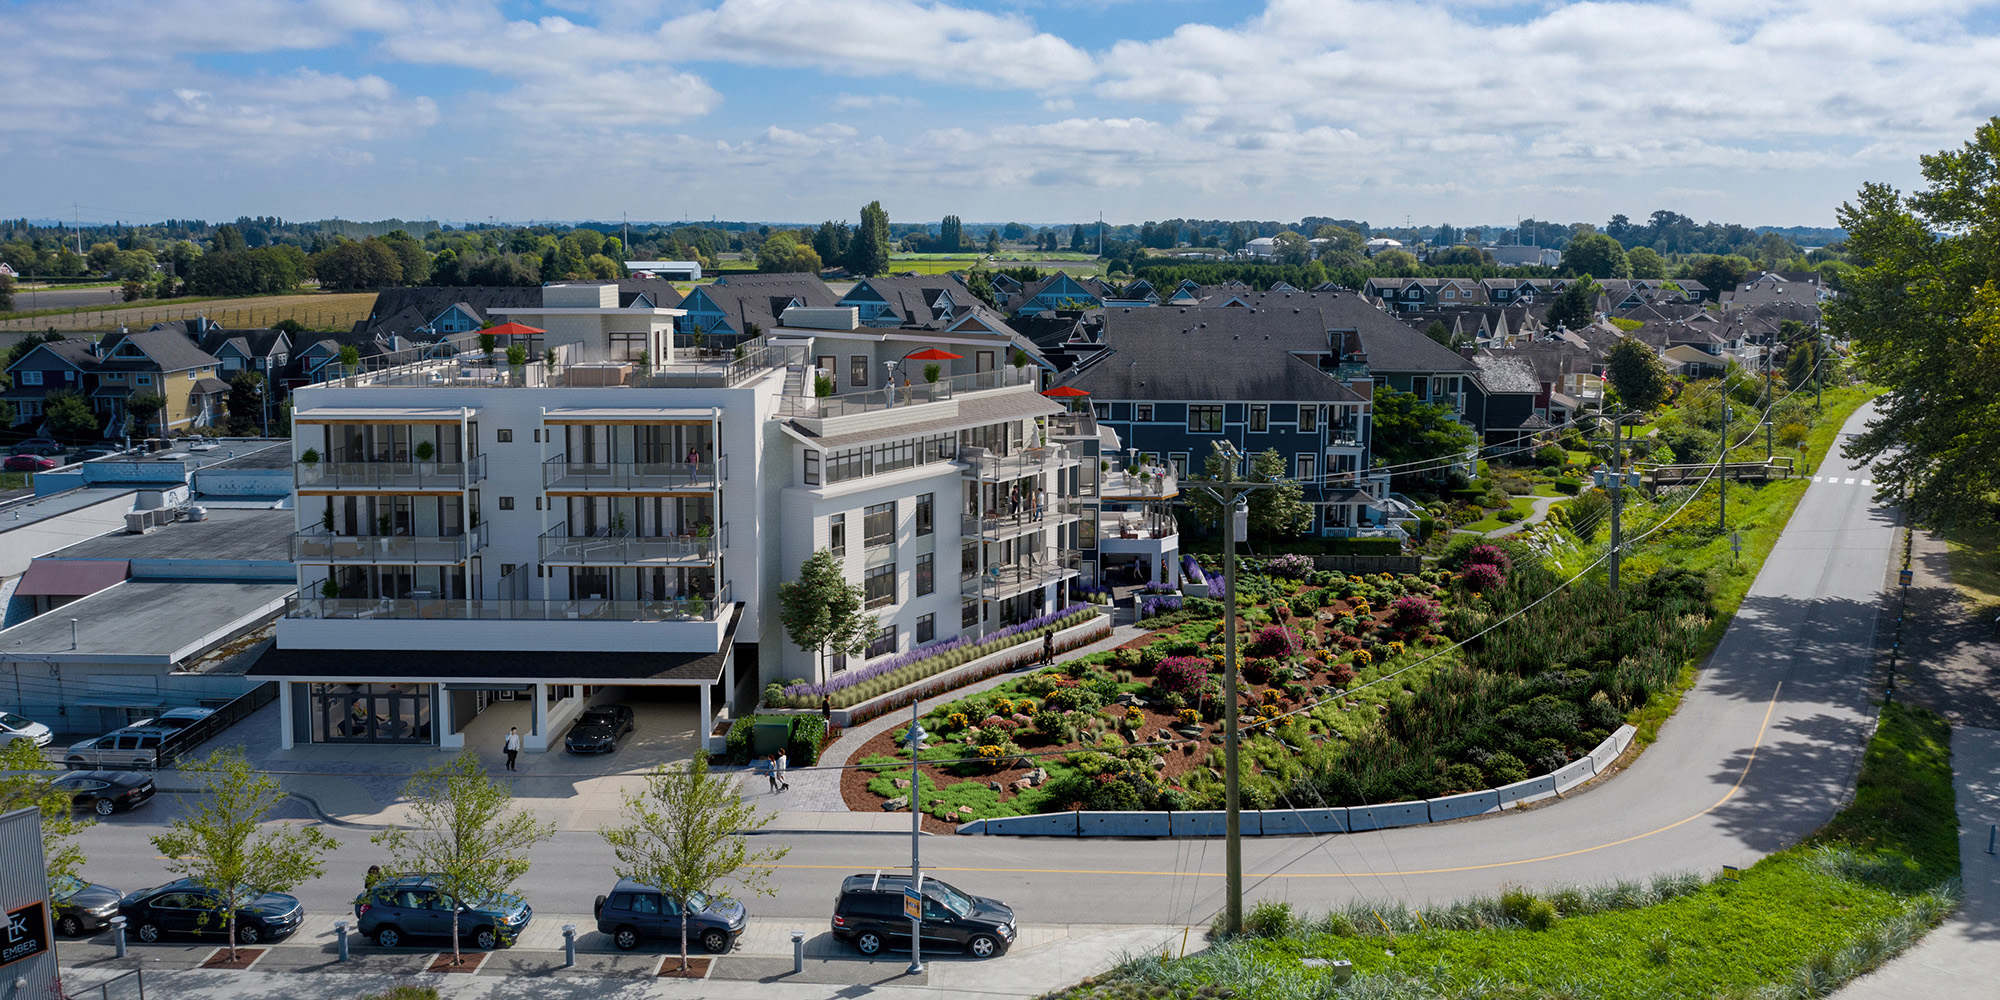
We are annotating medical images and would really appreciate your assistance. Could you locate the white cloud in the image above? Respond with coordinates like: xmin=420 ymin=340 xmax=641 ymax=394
xmin=830 ymin=93 xmax=923 ymax=111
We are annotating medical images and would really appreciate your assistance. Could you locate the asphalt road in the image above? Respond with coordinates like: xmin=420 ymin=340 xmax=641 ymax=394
xmin=7 ymin=284 xmax=126 ymax=311
xmin=63 ymin=402 xmax=1896 ymax=929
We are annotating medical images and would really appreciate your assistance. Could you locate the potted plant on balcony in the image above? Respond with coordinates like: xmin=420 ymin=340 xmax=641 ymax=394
xmin=696 ymin=523 xmax=712 ymax=555
xmin=924 ymin=363 xmax=941 ymax=384
xmin=321 ymin=507 xmax=335 ymax=533
xmin=414 ymin=439 xmax=435 ymax=468
xmin=505 ymin=344 xmax=528 ymax=386
xmin=320 ymin=577 xmax=341 ymax=601
xmin=377 ymin=513 xmax=394 ymax=554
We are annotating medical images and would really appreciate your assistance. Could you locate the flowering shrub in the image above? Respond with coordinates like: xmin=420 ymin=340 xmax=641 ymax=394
xmin=980 ymin=714 xmax=1010 ymax=729
xmin=1261 ymin=688 xmax=1280 ymax=705
xmin=1182 ymin=555 xmax=1210 ymax=589
xmin=946 ymin=712 xmax=969 ymax=730
xmin=1257 ymin=703 xmax=1281 ymax=719
xmin=1140 ymin=581 xmax=1178 ymax=595
xmin=771 ymin=605 xmax=1101 ymax=709
xmin=1243 ymin=657 xmax=1275 ymax=685
xmin=975 ymin=744 xmax=1007 ymax=760
xmin=1123 ymin=707 xmax=1145 ymax=729
xmin=993 ymin=698 xmax=1016 ymax=716
xmin=1270 ymin=599 xmax=1292 ymax=621
xmin=1178 ymin=708 xmax=1201 ymax=724
xmin=1328 ymin=662 xmax=1357 ymax=686
xmin=1140 ymin=595 xmax=1183 ymax=620
xmin=1072 ymin=582 xmax=1114 ymax=605
xmin=1352 ymin=647 xmax=1374 ymax=666
xmin=1386 ymin=595 xmax=1443 ymax=634
xmin=1386 ymin=640 xmax=1405 ymax=656
xmin=1267 ymin=552 xmax=1314 ymax=579
xmin=1154 ymin=656 xmax=1211 ymax=694
xmin=1010 ymin=713 xmax=1034 ymax=728
xmin=1351 ymin=602 xmax=1373 ymax=617
xmin=1248 ymin=624 xmax=1302 ymax=658
xmin=1462 ymin=544 xmax=1512 ymax=573
xmin=1461 ymin=562 xmax=1505 ymax=592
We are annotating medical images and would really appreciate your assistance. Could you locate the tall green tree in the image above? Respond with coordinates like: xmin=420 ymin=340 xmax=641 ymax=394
xmin=226 ymin=371 xmax=266 ymax=435
xmin=1184 ymin=448 xmax=1312 ymax=540
xmin=1625 ymin=246 xmax=1667 ymax=279
xmin=939 ymin=215 xmax=964 ymax=251
xmin=778 ymin=549 xmax=875 ymax=683
xmin=845 ymin=202 xmax=891 ymax=276
xmin=373 ymin=752 xmax=557 ymax=964
xmin=125 ymin=391 xmax=166 ymax=438
xmin=1272 ymin=230 xmax=1313 ymax=266
xmin=1832 ymin=117 xmax=2000 ymax=524
xmin=0 ymin=738 xmax=91 ymax=890
xmin=1561 ymin=232 xmax=1631 ymax=279
xmin=0 ymin=272 xmax=15 ymax=312
xmin=150 ymin=747 xmax=338 ymax=960
xmin=45 ymin=389 xmax=98 ymax=438
xmin=1370 ymin=387 xmax=1479 ymax=487
xmin=1545 ymin=278 xmax=1597 ymax=331
xmin=600 ymin=756 xmax=788 ymax=971
xmin=1605 ymin=335 xmax=1671 ymax=419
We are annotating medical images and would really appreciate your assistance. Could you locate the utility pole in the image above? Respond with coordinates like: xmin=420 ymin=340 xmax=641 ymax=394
xmin=906 ymin=699 xmax=928 ymax=975
xmin=1720 ymin=401 xmax=1732 ymax=532
xmin=1763 ymin=346 xmax=1773 ymax=459
xmin=1191 ymin=441 xmax=1274 ymax=937
xmin=1594 ymin=410 xmax=1638 ymax=592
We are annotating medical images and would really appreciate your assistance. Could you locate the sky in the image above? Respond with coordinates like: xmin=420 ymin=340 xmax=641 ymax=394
xmin=7 ymin=0 xmax=2000 ymax=230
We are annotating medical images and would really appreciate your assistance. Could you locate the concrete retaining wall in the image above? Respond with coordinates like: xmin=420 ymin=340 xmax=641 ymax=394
xmin=1345 ymin=802 xmax=1432 ymax=832
xmin=1552 ymin=757 xmax=1597 ymax=794
xmin=1426 ymin=790 xmax=1501 ymax=822
xmin=963 ymin=812 xmax=1079 ymax=836
xmin=1495 ymin=774 xmax=1558 ymax=809
xmin=1257 ymin=808 xmax=1347 ymax=836
xmin=1169 ymin=811 xmax=1230 ymax=837
xmin=1078 ymin=811 xmax=1170 ymax=837
xmin=1588 ymin=724 xmax=1638 ymax=772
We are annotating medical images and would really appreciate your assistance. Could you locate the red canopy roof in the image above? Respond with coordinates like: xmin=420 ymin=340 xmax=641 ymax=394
xmin=482 ymin=321 xmax=545 ymax=338
xmin=16 ymin=559 xmax=129 ymax=598
xmin=1042 ymin=386 xmax=1090 ymax=397
xmin=905 ymin=348 xmax=963 ymax=360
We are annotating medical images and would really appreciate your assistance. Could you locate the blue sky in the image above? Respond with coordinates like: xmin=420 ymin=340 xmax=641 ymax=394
xmin=5 ymin=0 xmax=1998 ymax=229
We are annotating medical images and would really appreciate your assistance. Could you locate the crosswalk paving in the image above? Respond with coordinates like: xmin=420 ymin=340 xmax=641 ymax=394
xmin=1808 ymin=476 xmax=1873 ymax=485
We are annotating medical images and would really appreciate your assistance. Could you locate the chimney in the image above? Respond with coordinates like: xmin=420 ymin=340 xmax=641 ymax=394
xmin=1458 ymin=345 xmax=1476 ymax=361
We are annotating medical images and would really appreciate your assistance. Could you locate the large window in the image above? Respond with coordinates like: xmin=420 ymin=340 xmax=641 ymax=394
xmin=962 ymin=599 xmax=979 ymax=629
xmin=863 ymin=502 xmax=895 ymax=549
xmin=1297 ymin=454 xmax=1317 ymax=482
xmin=866 ymin=624 xmax=898 ymax=659
xmin=865 ymin=563 xmax=896 ymax=608
xmin=850 ymin=356 xmax=870 ymax=388
xmin=305 ymin=683 xmax=433 ymax=744
xmin=1250 ymin=404 xmax=1268 ymax=432
xmin=916 ymin=613 xmax=935 ymax=645
xmin=1299 ymin=405 xmax=1318 ymax=432
xmin=20 ymin=370 xmax=41 ymax=386
xmin=803 ymin=450 xmax=820 ymax=486
xmin=828 ymin=513 xmax=846 ymax=556
xmin=609 ymin=332 xmax=648 ymax=361
xmin=916 ymin=553 xmax=934 ymax=596
xmin=1188 ymin=405 xmax=1222 ymax=433
xmin=824 ymin=434 xmax=956 ymax=484
xmin=915 ymin=493 xmax=934 ymax=536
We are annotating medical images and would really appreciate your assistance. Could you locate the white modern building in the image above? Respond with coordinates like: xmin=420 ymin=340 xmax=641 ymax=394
xmin=250 ymin=284 xmax=1094 ymax=752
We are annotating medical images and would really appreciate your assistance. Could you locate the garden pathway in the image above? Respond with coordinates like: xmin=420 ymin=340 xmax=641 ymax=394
xmin=780 ymin=620 xmax=1149 ymax=815
xmin=1482 ymin=493 xmax=1571 ymax=538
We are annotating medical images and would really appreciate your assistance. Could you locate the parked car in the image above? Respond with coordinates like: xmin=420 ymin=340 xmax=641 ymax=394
xmin=13 ymin=437 xmax=64 ymax=456
xmin=133 ymin=707 xmax=215 ymax=733
xmin=63 ymin=726 xmax=171 ymax=770
xmin=830 ymin=874 xmax=1016 ymax=959
xmin=562 ymin=705 xmax=636 ymax=754
xmin=5 ymin=453 xmax=57 ymax=472
xmin=0 ymin=711 xmax=52 ymax=747
xmin=117 ymin=879 xmax=304 ymax=944
xmin=593 ymin=878 xmax=746 ymax=953
xmin=51 ymin=875 xmax=124 ymax=937
xmin=353 ymin=874 xmax=532 ymax=950
xmin=51 ymin=770 xmax=156 ymax=815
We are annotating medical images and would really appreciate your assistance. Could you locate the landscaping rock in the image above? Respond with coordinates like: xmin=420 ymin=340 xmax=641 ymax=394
xmin=892 ymin=778 xmax=911 ymax=789
xmin=1209 ymin=734 xmax=1224 ymax=744
xmin=882 ymin=799 xmax=905 ymax=811
xmin=1176 ymin=725 xmax=1205 ymax=738
xmin=988 ymin=781 xmax=1002 ymax=791
xmin=1028 ymin=768 xmax=1047 ymax=786
xmin=1158 ymin=729 xmax=1180 ymax=743
xmin=957 ymin=805 xmax=973 ymax=816
xmin=1011 ymin=778 xmax=1033 ymax=791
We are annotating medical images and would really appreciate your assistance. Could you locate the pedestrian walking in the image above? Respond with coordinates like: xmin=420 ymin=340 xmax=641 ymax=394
xmin=776 ymin=749 xmax=790 ymax=791
xmin=1043 ymin=630 xmax=1055 ymax=665
xmin=821 ymin=695 xmax=833 ymax=721
xmin=502 ymin=727 xmax=520 ymax=771
xmin=766 ymin=754 xmax=781 ymax=793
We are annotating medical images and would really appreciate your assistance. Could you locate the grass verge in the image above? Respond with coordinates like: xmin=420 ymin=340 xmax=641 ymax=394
xmin=1939 ymin=518 xmax=2000 ymax=624
xmin=1050 ymin=702 xmax=1959 ymax=1000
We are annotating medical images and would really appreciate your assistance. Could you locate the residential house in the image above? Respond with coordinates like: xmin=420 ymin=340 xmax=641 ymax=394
xmin=676 ymin=273 xmax=838 ymax=348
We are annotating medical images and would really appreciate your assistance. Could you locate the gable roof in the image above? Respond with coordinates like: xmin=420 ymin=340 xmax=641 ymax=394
xmin=6 ymin=339 xmax=99 ymax=373
xmin=688 ymin=273 xmax=838 ymax=332
xmin=1055 ymin=305 xmax=1364 ymax=403
xmin=99 ymin=329 xmax=219 ymax=372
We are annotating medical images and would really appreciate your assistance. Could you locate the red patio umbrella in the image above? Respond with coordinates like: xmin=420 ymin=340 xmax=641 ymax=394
xmin=905 ymin=348 xmax=963 ymax=360
xmin=481 ymin=321 xmax=545 ymax=338
xmin=1042 ymin=386 xmax=1090 ymax=397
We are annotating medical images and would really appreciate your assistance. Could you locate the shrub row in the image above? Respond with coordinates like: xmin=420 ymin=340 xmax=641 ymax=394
xmin=768 ymin=606 xmax=1102 ymax=710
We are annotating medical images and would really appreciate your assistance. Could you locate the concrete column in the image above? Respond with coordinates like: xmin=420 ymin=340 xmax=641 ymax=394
xmin=723 ymin=647 xmax=737 ymax=715
xmin=531 ymin=683 xmax=546 ymax=745
xmin=697 ymin=682 xmax=712 ymax=756
xmin=278 ymin=682 xmax=295 ymax=750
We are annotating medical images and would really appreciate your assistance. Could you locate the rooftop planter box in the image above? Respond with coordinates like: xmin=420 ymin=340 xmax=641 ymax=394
xmin=761 ymin=606 xmax=1109 ymax=728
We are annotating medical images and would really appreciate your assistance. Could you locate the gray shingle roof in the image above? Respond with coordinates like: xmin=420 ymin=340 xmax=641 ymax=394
xmin=1055 ymin=305 xmax=1364 ymax=403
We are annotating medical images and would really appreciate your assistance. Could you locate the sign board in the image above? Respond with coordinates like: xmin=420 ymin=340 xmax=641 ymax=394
xmin=1899 ymin=569 xmax=1913 ymax=587
xmin=903 ymin=888 xmax=924 ymax=921
xmin=1 ymin=902 xmax=49 ymax=968
xmin=1720 ymin=864 xmax=1742 ymax=883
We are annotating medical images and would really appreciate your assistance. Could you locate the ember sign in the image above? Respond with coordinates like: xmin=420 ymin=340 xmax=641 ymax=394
xmin=0 ymin=901 xmax=48 ymax=968
xmin=0 ymin=808 xmax=56 ymax=996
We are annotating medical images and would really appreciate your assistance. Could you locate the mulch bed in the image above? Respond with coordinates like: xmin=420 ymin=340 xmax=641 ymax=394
xmin=201 ymin=948 xmax=264 ymax=970
xmin=428 ymin=952 xmax=488 ymax=974
xmin=657 ymin=957 xmax=713 ymax=978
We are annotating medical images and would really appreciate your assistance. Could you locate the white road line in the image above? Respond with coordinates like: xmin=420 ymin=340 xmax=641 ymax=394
xmin=1844 ymin=477 xmax=1857 ymax=485
xmin=1863 ymin=479 xmax=1874 ymax=486
xmin=1812 ymin=476 xmax=1823 ymax=483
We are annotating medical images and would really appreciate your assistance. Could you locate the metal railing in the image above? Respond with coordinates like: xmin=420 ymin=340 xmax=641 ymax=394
xmin=290 ymin=524 xmax=487 ymax=564
xmin=962 ymin=443 xmax=1077 ymax=482
xmin=543 ymin=454 xmax=721 ymax=491
xmin=780 ymin=365 xmax=1037 ymax=419
xmin=961 ymin=498 xmax=1081 ymax=539
xmin=317 ymin=335 xmax=802 ymax=390
xmin=297 ymin=453 xmax=488 ymax=490
xmin=1101 ymin=467 xmax=1177 ymax=497
xmin=1044 ymin=412 xmax=1099 ymax=438
xmin=287 ymin=586 xmax=732 ymax=624
xmin=961 ymin=552 xmax=1080 ymax=598
xmin=538 ymin=522 xmax=717 ymax=565
xmin=157 ymin=682 xmax=278 ymax=769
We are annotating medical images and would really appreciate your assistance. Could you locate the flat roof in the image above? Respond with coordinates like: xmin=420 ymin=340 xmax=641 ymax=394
xmin=0 ymin=579 xmax=291 ymax=659
xmin=40 ymin=508 xmax=295 ymax=563
xmin=542 ymin=406 xmax=719 ymax=423
xmin=295 ymin=406 xmax=474 ymax=423
xmin=249 ymin=609 xmax=738 ymax=684
xmin=199 ymin=444 xmax=293 ymax=471
xmin=0 ymin=488 xmax=134 ymax=536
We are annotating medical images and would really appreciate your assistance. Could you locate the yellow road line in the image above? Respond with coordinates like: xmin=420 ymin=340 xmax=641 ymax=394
xmin=778 ymin=683 xmax=1785 ymax=881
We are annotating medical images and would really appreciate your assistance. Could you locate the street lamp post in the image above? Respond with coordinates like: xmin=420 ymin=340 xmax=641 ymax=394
xmin=906 ymin=700 xmax=928 ymax=975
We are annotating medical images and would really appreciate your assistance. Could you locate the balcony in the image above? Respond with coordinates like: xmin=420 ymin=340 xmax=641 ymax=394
xmin=297 ymin=454 xmax=487 ymax=491
xmin=1098 ymin=508 xmax=1178 ymax=542
xmin=287 ymin=585 xmax=731 ymax=624
xmin=290 ymin=524 xmax=487 ymax=565
xmin=1328 ymin=422 xmax=1364 ymax=448
xmin=780 ymin=365 xmax=1038 ymax=421
xmin=961 ymin=552 xmax=1080 ymax=600
xmin=960 ymin=499 xmax=1082 ymax=540
xmin=538 ymin=523 xmax=717 ymax=566
xmin=543 ymin=455 xmax=721 ymax=492
xmin=1100 ymin=466 xmax=1177 ymax=500
xmin=315 ymin=336 xmax=803 ymax=390
xmin=1044 ymin=412 xmax=1099 ymax=439
xmin=960 ymin=443 xmax=1079 ymax=483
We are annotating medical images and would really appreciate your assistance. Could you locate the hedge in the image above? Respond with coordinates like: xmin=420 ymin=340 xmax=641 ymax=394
xmin=725 ymin=713 xmax=831 ymax=765
xmin=766 ymin=606 xmax=1104 ymax=710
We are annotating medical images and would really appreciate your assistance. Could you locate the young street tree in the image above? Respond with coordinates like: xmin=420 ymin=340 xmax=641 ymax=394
xmin=150 ymin=747 xmax=338 ymax=960
xmin=125 ymin=391 xmax=167 ymax=439
xmin=778 ymin=549 xmax=875 ymax=684
xmin=45 ymin=390 xmax=98 ymax=438
xmin=373 ymin=751 xmax=556 ymax=965
xmin=0 ymin=738 xmax=90 ymax=888
xmin=1184 ymin=448 xmax=1312 ymax=540
xmin=600 ymin=756 xmax=788 ymax=971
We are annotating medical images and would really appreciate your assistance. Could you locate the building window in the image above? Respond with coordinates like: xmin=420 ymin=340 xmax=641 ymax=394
xmin=609 ymin=332 xmax=648 ymax=361
xmin=1135 ymin=403 xmax=1153 ymax=421
xmin=1297 ymin=454 xmax=1316 ymax=482
xmin=136 ymin=374 xmax=152 ymax=386
xmin=496 ymin=429 xmax=512 ymax=443
xmin=1250 ymin=405 xmax=1268 ymax=432
xmin=828 ymin=513 xmax=846 ymax=556
xmin=498 ymin=497 xmax=515 ymax=510
xmin=803 ymin=451 xmax=820 ymax=486
xmin=1188 ymin=405 xmax=1222 ymax=433
xmin=850 ymin=356 xmax=869 ymax=388
xmin=1170 ymin=453 xmax=1189 ymax=475
xmin=915 ymin=493 xmax=933 ymax=536
xmin=865 ymin=564 xmax=896 ymax=609
xmin=863 ymin=502 xmax=894 ymax=549
xmin=962 ymin=600 xmax=979 ymax=629
xmin=866 ymin=623 xmax=897 ymax=658
xmin=916 ymin=553 xmax=934 ymax=596
xmin=1094 ymin=403 xmax=1109 ymax=419
xmin=916 ymin=613 xmax=935 ymax=645
xmin=20 ymin=370 xmax=41 ymax=385
xmin=1299 ymin=405 xmax=1318 ymax=432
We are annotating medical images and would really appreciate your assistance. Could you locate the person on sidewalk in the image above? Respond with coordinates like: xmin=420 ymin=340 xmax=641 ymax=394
xmin=776 ymin=749 xmax=790 ymax=791
xmin=1043 ymin=630 xmax=1055 ymax=665
xmin=503 ymin=727 xmax=521 ymax=771
xmin=766 ymin=754 xmax=780 ymax=793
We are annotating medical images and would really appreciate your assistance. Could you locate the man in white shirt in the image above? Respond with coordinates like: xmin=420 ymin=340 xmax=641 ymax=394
xmin=503 ymin=727 xmax=521 ymax=771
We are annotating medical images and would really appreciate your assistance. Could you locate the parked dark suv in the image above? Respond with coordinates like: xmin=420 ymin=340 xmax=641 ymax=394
xmin=563 ymin=705 xmax=636 ymax=753
xmin=354 ymin=874 xmax=532 ymax=950
xmin=593 ymin=878 xmax=746 ymax=952
xmin=831 ymin=874 xmax=1016 ymax=959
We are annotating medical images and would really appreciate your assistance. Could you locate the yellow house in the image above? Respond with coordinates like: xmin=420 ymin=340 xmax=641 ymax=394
xmin=93 ymin=330 xmax=229 ymax=435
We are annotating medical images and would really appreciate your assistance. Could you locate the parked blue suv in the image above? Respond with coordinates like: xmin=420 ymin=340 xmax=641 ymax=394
xmin=354 ymin=874 xmax=532 ymax=950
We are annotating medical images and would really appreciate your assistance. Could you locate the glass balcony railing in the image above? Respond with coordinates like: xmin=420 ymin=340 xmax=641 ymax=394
xmin=960 ymin=552 xmax=1080 ymax=598
xmin=960 ymin=499 xmax=1081 ymax=539
xmin=296 ymin=454 xmax=487 ymax=490
xmin=1100 ymin=467 xmax=1177 ymax=498
xmin=538 ymin=523 xmax=717 ymax=565
xmin=779 ymin=365 xmax=1038 ymax=420
xmin=961 ymin=443 xmax=1078 ymax=482
xmin=286 ymin=585 xmax=731 ymax=623
xmin=290 ymin=524 xmax=488 ymax=564
xmin=543 ymin=454 xmax=721 ymax=491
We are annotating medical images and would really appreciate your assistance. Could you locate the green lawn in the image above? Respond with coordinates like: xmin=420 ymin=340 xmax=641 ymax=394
xmin=1460 ymin=496 xmax=1536 ymax=533
xmin=1941 ymin=518 xmax=2000 ymax=623
xmin=1048 ymin=702 xmax=1959 ymax=1000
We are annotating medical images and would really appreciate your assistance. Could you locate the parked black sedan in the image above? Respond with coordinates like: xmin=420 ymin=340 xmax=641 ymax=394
xmin=563 ymin=705 xmax=636 ymax=753
xmin=51 ymin=875 xmax=123 ymax=937
xmin=52 ymin=771 xmax=156 ymax=815
xmin=118 ymin=879 xmax=305 ymax=944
